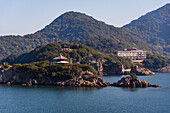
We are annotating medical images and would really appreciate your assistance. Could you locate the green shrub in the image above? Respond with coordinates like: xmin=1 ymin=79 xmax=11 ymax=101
xmin=1 ymin=62 xmax=10 ymax=70
xmin=90 ymin=75 xmax=98 ymax=78
xmin=129 ymin=73 xmax=138 ymax=79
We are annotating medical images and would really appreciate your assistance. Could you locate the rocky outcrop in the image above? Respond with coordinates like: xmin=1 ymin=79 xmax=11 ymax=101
xmin=0 ymin=67 xmax=110 ymax=87
xmin=0 ymin=67 xmax=31 ymax=84
xmin=92 ymin=60 xmax=103 ymax=76
xmin=131 ymin=67 xmax=155 ymax=75
xmin=103 ymin=63 xmax=124 ymax=75
xmin=91 ymin=58 xmax=124 ymax=76
xmin=0 ymin=67 xmax=61 ymax=85
xmin=156 ymin=65 xmax=170 ymax=73
xmin=111 ymin=77 xmax=159 ymax=88
xmin=56 ymin=77 xmax=110 ymax=87
xmin=0 ymin=67 xmax=159 ymax=88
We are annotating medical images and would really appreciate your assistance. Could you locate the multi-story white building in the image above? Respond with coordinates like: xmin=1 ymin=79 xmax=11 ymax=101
xmin=116 ymin=49 xmax=146 ymax=60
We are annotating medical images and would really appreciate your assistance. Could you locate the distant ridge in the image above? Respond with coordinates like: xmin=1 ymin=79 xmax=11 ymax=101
xmin=123 ymin=3 xmax=170 ymax=55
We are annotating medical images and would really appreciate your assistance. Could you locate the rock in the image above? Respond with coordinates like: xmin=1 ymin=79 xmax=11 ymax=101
xmin=28 ymin=80 xmax=32 ymax=86
xmin=78 ymin=79 xmax=84 ymax=84
xmin=98 ymin=78 xmax=103 ymax=82
xmin=78 ymin=84 xmax=81 ymax=87
xmin=102 ymin=82 xmax=108 ymax=87
xmin=7 ymin=82 xmax=11 ymax=85
xmin=152 ymin=84 xmax=159 ymax=87
xmin=111 ymin=82 xmax=119 ymax=86
xmin=28 ymin=83 xmax=32 ymax=86
xmin=148 ymin=83 xmax=152 ymax=87
xmin=0 ymin=66 xmax=109 ymax=88
xmin=96 ymin=84 xmax=100 ymax=87
xmin=65 ymin=81 xmax=72 ymax=86
xmin=97 ymin=81 xmax=103 ymax=86
xmin=33 ymin=79 xmax=38 ymax=85
xmin=106 ymin=82 xmax=110 ymax=86
xmin=156 ymin=65 xmax=170 ymax=73
xmin=141 ymin=80 xmax=148 ymax=87
xmin=111 ymin=77 xmax=159 ymax=88
xmin=79 ymin=76 xmax=82 ymax=79
xmin=132 ymin=81 xmax=136 ymax=88
xmin=131 ymin=67 xmax=155 ymax=75
xmin=62 ymin=82 xmax=66 ymax=86
xmin=22 ymin=83 xmax=27 ymax=86
xmin=56 ymin=82 xmax=61 ymax=85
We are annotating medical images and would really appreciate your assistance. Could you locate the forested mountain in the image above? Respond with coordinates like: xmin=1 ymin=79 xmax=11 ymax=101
xmin=0 ymin=11 xmax=160 ymax=60
xmin=123 ymin=3 xmax=170 ymax=55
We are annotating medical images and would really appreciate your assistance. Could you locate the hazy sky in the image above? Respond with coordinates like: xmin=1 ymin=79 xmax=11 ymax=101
xmin=0 ymin=0 xmax=170 ymax=36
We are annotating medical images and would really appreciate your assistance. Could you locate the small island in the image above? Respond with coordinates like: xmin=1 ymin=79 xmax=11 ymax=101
xmin=0 ymin=42 xmax=162 ymax=88
xmin=111 ymin=74 xmax=159 ymax=88
xmin=0 ymin=61 xmax=159 ymax=88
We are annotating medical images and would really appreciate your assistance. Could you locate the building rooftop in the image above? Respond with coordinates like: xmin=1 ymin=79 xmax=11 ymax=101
xmin=53 ymin=54 xmax=68 ymax=60
xmin=118 ymin=49 xmax=145 ymax=52
xmin=53 ymin=61 xmax=69 ymax=64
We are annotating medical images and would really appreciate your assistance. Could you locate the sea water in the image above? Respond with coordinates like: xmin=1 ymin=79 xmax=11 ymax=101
xmin=0 ymin=73 xmax=169 ymax=113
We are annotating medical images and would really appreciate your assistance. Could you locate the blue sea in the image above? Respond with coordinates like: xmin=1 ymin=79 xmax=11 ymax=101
xmin=0 ymin=73 xmax=170 ymax=113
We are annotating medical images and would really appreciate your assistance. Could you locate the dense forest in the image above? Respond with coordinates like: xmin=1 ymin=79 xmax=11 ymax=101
xmin=1 ymin=42 xmax=132 ymax=69
xmin=2 ymin=42 xmax=169 ymax=70
xmin=0 ymin=11 xmax=163 ymax=61
xmin=0 ymin=42 xmax=133 ymax=79
xmin=12 ymin=61 xmax=97 ymax=81
xmin=143 ymin=53 xmax=170 ymax=69
xmin=123 ymin=3 xmax=170 ymax=55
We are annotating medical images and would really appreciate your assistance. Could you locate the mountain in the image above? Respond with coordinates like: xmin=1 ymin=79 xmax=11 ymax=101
xmin=0 ymin=11 xmax=159 ymax=60
xmin=123 ymin=3 xmax=170 ymax=55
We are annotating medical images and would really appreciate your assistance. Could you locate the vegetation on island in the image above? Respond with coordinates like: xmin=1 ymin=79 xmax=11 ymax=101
xmin=2 ymin=41 xmax=169 ymax=71
xmin=143 ymin=53 xmax=170 ymax=69
xmin=12 ymin=61 xmax=97 ymax=81
xmin=129 ymin=73 xmax=138 ymax=79
xmin=0 ymin=42 xmax=132 ymax=81
xmin=1 ymin=42 xmax=132 ymax=69
xmin=0 ymin=62 xmax=10 ymax=70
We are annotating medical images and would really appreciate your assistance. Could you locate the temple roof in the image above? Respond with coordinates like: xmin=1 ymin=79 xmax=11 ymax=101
xmin=53 ymin=61 xmax=69 ymax=64
xmin=53 ymin=54 xmax=68 ymax=60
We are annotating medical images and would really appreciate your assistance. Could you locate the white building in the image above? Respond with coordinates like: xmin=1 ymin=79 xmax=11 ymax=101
xmin=116 ymin=49 xmax=146 ymax=60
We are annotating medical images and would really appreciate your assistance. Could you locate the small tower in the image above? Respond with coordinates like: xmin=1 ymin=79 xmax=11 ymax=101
xmin=53 ymin=54 xmax=69 ymax=64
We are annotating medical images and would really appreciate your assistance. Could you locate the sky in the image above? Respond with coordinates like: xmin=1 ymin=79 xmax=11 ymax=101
xmin=0 ymin=0 xmax=170 ymax=36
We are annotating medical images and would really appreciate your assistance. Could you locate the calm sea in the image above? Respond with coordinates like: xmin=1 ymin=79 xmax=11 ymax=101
xmin=0 ymin=73 xmax=170 ymax=113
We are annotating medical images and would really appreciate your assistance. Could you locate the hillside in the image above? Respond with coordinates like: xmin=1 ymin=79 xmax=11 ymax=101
xmin=1 ymin=42 xmax=131 ymax=69
xmin=0 ymin=11 xmax=160 ymax=60
xmin=123 ymin=3 xmax=170 ymax=55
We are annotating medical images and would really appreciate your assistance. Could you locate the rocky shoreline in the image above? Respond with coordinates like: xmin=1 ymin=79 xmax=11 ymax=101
xmin=0 ymin=67 xmax=159 ymax=88
xmin=130 ymin=67 xmax=155 ymax=75
xmin=3 ymin=76 xmax=159 ymax=88
xmin=155 ymin=65 xmax=170 ymax=73
xmin=111 ymin=77 xmax=159 ymax=88
xmin=56 ymin=77 xmax=110 ymax=87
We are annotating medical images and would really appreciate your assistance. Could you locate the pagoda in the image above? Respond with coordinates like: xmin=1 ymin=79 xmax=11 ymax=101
xmin=53 ymin=54 xmax=69 ymax=64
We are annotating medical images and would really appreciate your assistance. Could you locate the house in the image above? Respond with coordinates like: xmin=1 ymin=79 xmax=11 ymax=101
xmin=61 ymin=44 xmax=71 ymax=51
